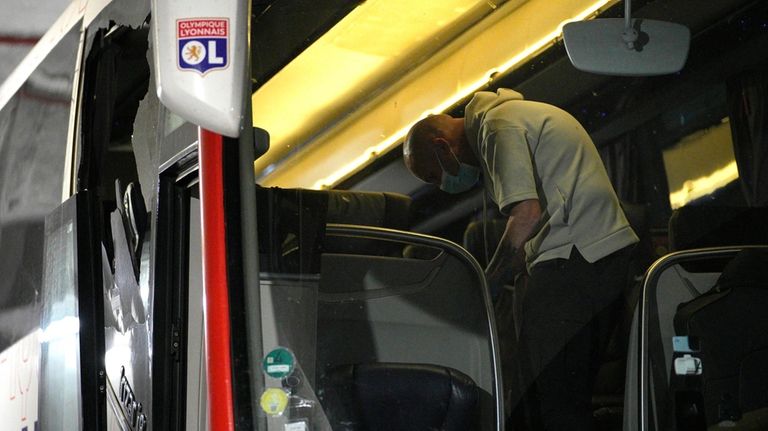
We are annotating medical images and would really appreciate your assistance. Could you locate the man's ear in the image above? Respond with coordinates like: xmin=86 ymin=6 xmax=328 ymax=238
xmin=432 ymin=137 xmax=451 ymax=157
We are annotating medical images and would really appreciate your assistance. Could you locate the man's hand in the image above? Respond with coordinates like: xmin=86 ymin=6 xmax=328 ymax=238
xmin=485 ymin=265 xmax=512 ymax=300
xmin=485 ymin=246 xmax=524 ymax=299
xmin=484 ymin=199 xmax=541 ymax=300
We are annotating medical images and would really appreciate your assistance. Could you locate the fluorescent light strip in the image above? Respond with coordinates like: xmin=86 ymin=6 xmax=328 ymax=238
xmin=311 ymin=0 xmax=612 ymax=189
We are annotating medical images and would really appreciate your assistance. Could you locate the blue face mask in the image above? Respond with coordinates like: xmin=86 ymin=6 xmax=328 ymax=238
xmin=437 ymin=148 xmax=480 ymax=194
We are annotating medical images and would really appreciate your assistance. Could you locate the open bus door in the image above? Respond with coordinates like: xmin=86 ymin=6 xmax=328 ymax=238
xmin=0 ymin=0 xmax=503 ymax=427
xmin=151 ymin=0 xmax=506 ymax=429
xmin=152 ymin=0 xmax=505 ymax=428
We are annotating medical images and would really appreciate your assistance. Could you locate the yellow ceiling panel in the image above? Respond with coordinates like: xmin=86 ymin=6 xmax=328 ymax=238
xmin=252 ymin=0 xmax=616 ymax=188
xmin=252 ymin=0 xmax=507 ymax=178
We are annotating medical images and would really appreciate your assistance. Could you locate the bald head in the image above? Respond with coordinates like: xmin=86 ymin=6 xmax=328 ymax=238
xmin=403 ymin=114 xmax=473 ymax=184
xmin=404 ymin=114 xmax=454 ymax=155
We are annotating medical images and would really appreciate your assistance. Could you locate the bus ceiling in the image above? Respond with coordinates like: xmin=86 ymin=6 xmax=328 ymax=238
xmin=249 ymin=0 xmax=363 ymax=89
xmin=104 ymin=0 xmax=761 ymax=191
xmin=246 ymin=0 xmax=759 ymax=193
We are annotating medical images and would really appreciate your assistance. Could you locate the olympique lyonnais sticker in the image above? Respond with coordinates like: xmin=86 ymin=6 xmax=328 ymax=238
xmin=177 ymin=18 xmax=229 ymax=74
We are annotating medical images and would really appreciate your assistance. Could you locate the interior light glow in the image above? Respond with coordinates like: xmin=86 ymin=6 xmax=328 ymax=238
xmin=664 ymin=119 xmax=738 ymax=209
xmin=668 ymin=161 xmax=739 ymax=209
xmin=252 ymin=0 xmax=495 ymax=178
xmin=256 ymin=0 xmax=617 ymax=189
xmin=311 ymin=0 xmax=612 ymax=189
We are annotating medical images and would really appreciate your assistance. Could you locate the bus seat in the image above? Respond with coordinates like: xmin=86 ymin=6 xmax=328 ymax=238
xmin=316 ymin=226 xmax=500 ymax=428
xmin=325 ymin=190 xmax=411 ymax=230
xmin=255 ymin=186 xmax=411 ymax=230
xmin=672 ymin=248 xmax=768 ymax=426
xmin=668 ymin=206 xmax=768 ymax=251
xmin=462 ymin=218 xmax=508 ymax=268
xmin=320 ymin=363 xmax=480 ymax=431
xmin=255 ymin=187 xmax=412 ymax=272
xmin=323 ymin=190 xmax=411 ymax=257
xmin=634 ymin=247 xmax=768 ymax=430
xmin=317 ymin=251 xmax=494 ymax=393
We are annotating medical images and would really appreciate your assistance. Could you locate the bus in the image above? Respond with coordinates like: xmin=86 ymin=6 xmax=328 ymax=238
xmin=0 ymin=0 xmax=766 ymax=429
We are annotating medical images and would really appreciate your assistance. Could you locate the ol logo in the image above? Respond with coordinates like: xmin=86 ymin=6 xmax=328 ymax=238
xmin=177 ymin=18 xmax=229 ymax=74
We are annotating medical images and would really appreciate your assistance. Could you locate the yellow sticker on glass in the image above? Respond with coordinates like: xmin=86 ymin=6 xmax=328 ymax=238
xmin=260 ymin=388 xmax=289 ymax=416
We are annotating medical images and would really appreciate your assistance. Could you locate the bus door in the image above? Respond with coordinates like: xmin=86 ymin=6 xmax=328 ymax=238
xmin=72 ymin=0 xmax=196 ymax=428
xmin=64 ymin=0 xmax=515 ymax=428
xmin=177 ymin=132 xmax=505 ymax=430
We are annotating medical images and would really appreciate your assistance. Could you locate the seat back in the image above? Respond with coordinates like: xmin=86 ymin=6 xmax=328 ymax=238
xmin=624 ymin=246 xmax=768 ymax=431
xmin=317 ymin=225 xmax=502 ymax=430
xmin=256 ymin=188 xmax=502 ymax=429
xmin=672 ymin=249 xmax=768 ymax=426
xmin=462 ymin=218 xmax=508 ymax=268
xmin=255 ymin=187 xmax=412 ymax=273
xmin=668 ymin=206 xmax=768 ymax=251
xmin=322 ymin=363 xmax=480 ymax=431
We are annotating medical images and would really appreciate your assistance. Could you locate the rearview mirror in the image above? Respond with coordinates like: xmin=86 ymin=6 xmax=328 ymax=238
xmin=563 ymin=18 xmax=690 ymax=76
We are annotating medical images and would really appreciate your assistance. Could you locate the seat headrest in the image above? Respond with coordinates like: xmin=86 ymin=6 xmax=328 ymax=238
xmin=668 ymin=206 xmax=768 ymax=251
xmin=255 ymin=187 xmax=413 ymax=271
xmin=717 ymin=248 xmax=768 ymax=290
xmin=462 ymin=219 xmax=508 ymax=268
xmin=326 ymin=190 xmax=411 ymax=230
xmin=322 ymin=363 xmax=479 ymax=431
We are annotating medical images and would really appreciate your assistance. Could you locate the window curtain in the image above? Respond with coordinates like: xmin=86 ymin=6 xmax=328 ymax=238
xmin=727 ymin=70 xmax=768 ymax=206
xmin=599 ymin=130 xmax=671 ymax=227
xmin=599 ymin=134 xmax=641 ymax=203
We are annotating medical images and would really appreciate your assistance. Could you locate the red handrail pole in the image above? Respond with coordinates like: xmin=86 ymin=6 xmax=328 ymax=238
xmin=198 ymin=128 xmax=235 ymax=431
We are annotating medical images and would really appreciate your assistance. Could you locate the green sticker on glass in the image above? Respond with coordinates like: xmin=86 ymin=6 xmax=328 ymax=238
xmin=262 ymin=347 xmax=295 ymax=379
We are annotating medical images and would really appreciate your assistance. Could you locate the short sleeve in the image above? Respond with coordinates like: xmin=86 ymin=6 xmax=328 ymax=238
xmin=483 ymin=126 xmax=539 ymax=214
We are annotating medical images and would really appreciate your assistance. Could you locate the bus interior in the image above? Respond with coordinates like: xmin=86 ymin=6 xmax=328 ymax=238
xmin=0 ymin=0 xmax=767 ymax=430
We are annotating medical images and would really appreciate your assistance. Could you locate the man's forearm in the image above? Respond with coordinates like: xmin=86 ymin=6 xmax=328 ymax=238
xmin=485 ymin=199 xmax=541 ymax=283
xmin=486 ymin=234 xmax=522 ymax=282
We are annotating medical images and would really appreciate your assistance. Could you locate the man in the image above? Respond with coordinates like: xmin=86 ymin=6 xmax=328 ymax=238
xmin=403 ymin=89 xmax=638 ymax=430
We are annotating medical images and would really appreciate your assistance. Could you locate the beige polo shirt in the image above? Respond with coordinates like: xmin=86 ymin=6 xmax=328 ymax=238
xmin=465 ymin=89 xmax=638 ymax=269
